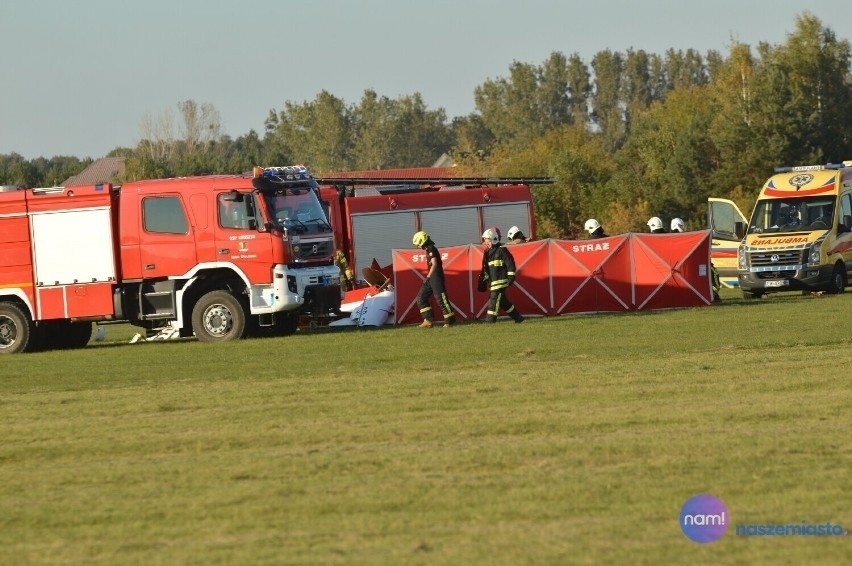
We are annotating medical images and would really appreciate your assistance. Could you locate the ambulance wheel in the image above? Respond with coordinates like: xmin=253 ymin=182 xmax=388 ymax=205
xmin=0 ymin=302 xmax=35 ymax=354
xmin=192 ymin=291 xmax=248 ymax=342
xmin=827 ymin=264 xmax=846 ymax=294
xmin=741 ymin=290 xmax=763 ymax=300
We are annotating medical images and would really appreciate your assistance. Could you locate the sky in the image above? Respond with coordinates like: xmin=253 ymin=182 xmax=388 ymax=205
xmin=2 ymin=0 xmax=848 ymax=160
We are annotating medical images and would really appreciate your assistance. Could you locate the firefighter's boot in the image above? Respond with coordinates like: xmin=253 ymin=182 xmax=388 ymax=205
xmin=510 ymin=310 xmax=525 ymax=324
xmin=419 ymin=319 xmax=433 ymax=329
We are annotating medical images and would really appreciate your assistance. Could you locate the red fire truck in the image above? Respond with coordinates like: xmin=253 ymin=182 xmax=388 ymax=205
xmin=314 ymin=168 xmax=553 ymax=285
xmin=0 ymin=166 xmax=340 ymax=353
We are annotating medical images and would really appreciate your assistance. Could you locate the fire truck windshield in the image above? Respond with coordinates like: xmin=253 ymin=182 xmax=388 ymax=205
xmin=263 ymin=189 xmax=331 ymax=234
xmin=748 ymin=196 xmax=836 ymax=234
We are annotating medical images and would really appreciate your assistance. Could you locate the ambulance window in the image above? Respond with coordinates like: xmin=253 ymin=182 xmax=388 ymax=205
xmin=143 ymin=196 xmax=189 ymax=234
xmin=841 ymin=194 xmax=852 ymax=229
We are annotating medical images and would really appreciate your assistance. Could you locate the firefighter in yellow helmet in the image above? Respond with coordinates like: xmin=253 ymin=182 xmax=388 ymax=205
xmin=412 ymin=230 xmax=456 ymax=328
xmin=478 ymin=228 xmax=524 ymax=323
xmin=334 ymin=249 xmax=355 ymax=291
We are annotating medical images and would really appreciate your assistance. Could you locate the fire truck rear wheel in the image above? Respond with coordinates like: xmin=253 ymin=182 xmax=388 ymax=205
xmin=192 ymin=291 xmax=248 ymax=342
xmin=0 ymin=302 xmax=35 ymax=354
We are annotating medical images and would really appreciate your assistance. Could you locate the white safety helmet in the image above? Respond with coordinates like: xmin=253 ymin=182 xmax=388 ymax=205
xmin=584 ymin=219 xmax=601 ymax=234
xmin=482 ymin=228 xmax=499 ymax=244
xmin=507 ymin=225 xmax=521 ymax=240
xmin=647 ymin=217 xmax=663 ymax=231
xmin=670 ymin=217 xmax=685 ymax=232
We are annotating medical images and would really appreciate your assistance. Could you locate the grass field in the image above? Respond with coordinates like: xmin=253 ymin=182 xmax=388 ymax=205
xmin=0 ymin=290 xmax=849 ymax=564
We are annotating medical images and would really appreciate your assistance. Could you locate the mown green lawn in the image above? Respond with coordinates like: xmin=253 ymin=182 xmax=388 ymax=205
xmin=0 ymin=291 xmax=849 ymax=564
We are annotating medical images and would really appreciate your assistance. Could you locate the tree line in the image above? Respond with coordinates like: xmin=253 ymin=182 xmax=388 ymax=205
xmin=2 ymin=13 xmax=849 ymax=236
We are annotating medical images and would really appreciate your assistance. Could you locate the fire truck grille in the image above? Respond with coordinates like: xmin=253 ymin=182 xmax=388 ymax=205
xmin=297 ymin=240 xmax=332 ymax=261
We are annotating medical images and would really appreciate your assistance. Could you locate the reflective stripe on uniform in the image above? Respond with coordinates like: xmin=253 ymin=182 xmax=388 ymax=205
xmin=439 ymin=292 xmax=454 ymax=319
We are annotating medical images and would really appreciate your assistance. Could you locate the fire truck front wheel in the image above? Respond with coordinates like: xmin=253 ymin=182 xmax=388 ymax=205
xmin=0 ymin=302 xmax=35 ymax=354
xmin=192 ymin=291 xmax=248 ymax=343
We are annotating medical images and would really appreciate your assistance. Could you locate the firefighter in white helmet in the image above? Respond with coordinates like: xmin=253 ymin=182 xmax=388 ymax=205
xmin=478 ymin=228 xmax=524 ymax=323
xmin=506 ymin=225 xmax=529 ymax=245
xmin=412 ymin=230 xmax=455 ymax=328
xmin=584 ymin=219 xmax=608 ymax=239
xmin=670 ymin=217 xmax=685 ymax=233
xmin=647 ymin=216 xmax=666 ymax=233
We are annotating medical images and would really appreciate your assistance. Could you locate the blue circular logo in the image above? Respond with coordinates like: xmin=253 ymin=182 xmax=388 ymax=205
xmin=680 ymin=494 xmax=729 ymax=543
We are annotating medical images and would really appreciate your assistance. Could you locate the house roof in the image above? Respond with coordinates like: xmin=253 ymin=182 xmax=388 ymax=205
xmin=62 ymin=157 xmax=126 ymax=186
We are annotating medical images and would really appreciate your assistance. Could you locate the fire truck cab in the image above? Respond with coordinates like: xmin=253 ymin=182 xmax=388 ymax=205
xmin=0 ymin=166 xmax=340 ymax=353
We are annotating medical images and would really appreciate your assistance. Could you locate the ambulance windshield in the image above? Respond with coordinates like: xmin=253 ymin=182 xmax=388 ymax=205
xmin=748 ymin=197 xmax=835 ymax=234
xmin=262 ymin=189 xmax=331 ymax=235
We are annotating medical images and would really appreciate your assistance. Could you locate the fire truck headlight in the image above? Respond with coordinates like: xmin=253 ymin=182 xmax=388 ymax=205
xmin=287 ymin=275 xmax=297 ymax=293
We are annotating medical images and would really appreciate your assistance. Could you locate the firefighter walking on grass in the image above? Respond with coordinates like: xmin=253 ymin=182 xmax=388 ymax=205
xmin=478 ymin=228 xmax=524 ymax=323
xmin=412 ymin=230 xmax=456 ymax=328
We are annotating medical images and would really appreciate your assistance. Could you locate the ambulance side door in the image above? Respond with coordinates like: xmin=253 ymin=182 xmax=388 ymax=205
xmin=708 ymin=198 xmax=749 ymax=286
xmin=837 ymin=192 xmax=852 ymax=274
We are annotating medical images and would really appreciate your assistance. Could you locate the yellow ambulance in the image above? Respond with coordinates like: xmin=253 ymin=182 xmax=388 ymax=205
xmin=733 ymin=161 xmax=852 ymax=299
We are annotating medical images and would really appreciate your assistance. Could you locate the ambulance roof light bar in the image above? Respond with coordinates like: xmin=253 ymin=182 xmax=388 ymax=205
xmin=774 ymin=163 xmax=846 ymax=173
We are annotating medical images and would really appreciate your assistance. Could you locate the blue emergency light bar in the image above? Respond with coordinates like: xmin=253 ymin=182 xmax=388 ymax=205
xmin=252 ymin=165 xmax=312 ymax=181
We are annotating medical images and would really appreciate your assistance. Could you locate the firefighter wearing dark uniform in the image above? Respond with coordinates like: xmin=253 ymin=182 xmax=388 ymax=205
xmin=647 ymin=216 xmax=667 ymax=233
xmin=478 ymin=228 xmax=524 ymax=323
xmin=412 ymin=230 xmax=456 ymax=328
xmin=584 ymin=218 xmax=609 ymax=239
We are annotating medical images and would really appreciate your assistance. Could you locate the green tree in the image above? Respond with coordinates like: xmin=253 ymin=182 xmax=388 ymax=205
xmin=608 ymin=85 xmax=717 ymax=230
xmin=351 ymin=89 xmax=393 ymax=170
xmin=771 ymin=12 xmax=852 ymax=161
xmin=663 ymin=48 xmax=708 ymax=92
xmin=474 ymin=52 xmax=575 ymax=148
xmin=487 ymin=124 xmax=612 ymax=238
xmin=384 ymin=93 xmax=452 ymax=168
xmin=566 ymin=53 xmax=592 ymax=126
xmin=265 ymin=90 xmax=354 ymax=172
xmin=621 ymin=49 xmax=654 ymax=134
xmin=590 ymin=49 xmax=625 ymax=151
